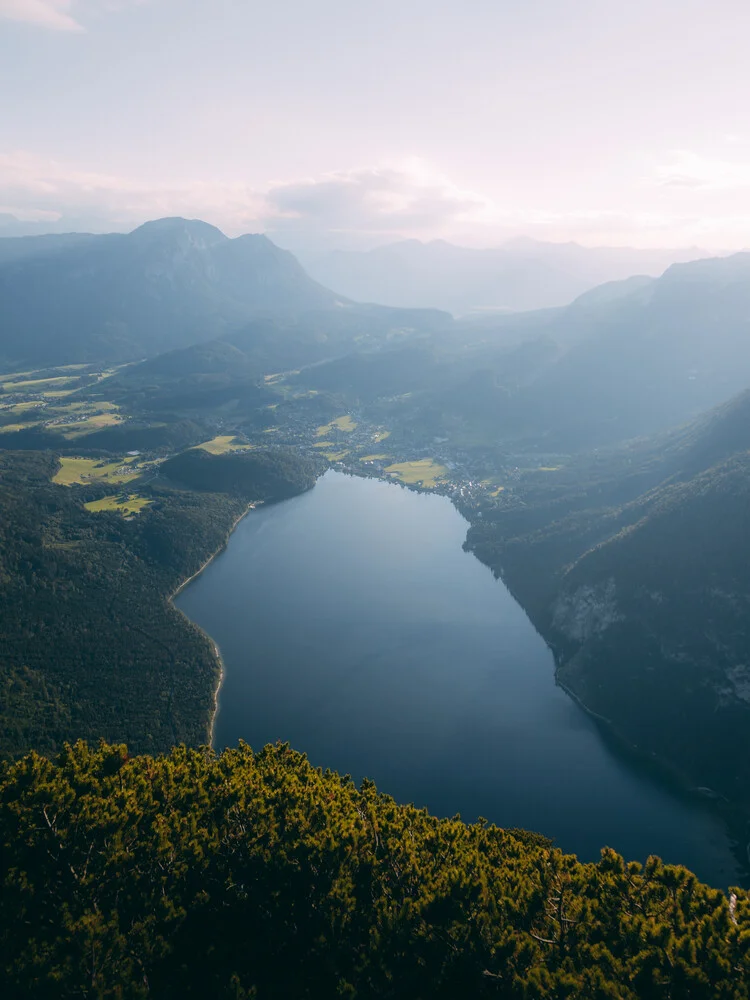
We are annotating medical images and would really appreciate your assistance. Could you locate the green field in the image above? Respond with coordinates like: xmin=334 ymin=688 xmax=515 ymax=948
xmin=373 ymin=429 xmax=391 ymax=442
xmin=359 ymin=453 xmax=389 ymax=461
xmin=0 ymin=421 xmax=43 ymax=434
xmin=316 ymin=415 xmax=357 ymax=436
xmin=84 ymin=494 xmax=152 ymax=515
xmin=55 ymin=412 xmax=123 ymax=438
xmin=2 ymin=400 xmax=42 ymax=414
xmin=384 ymin=459 xmax=447 ymax=487
xmin=2 ymin=376 xmax=79 ymax=392
xmin=191 ymin=435 xmax=254 ymax=455
xmin=53 ymin=456 xmax=141 ymax=486
xmin=320 ymin=449 xmax=349 ymax=461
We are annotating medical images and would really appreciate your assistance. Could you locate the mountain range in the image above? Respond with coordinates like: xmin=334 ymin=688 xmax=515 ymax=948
xmin=297 ymin=237 xmax=711 ymax=315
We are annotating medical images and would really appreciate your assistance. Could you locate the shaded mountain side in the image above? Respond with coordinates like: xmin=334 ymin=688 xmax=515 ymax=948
xmin=0 ymin=448 xmax=319 ymax=758
xmin=97 ymin=306 xmax=453 ymax=424
xmin=466 ymin=392 xmax=750 ymax=811
xmin=2 ymin=740 xmax=748 ymax=999
xmin=0 ymin=231 xmax=100 ymax=264
xmin=0 ymin=218 xmax=340 ymax=366
xmin=508 ymin=252 xmax=750 ymax=448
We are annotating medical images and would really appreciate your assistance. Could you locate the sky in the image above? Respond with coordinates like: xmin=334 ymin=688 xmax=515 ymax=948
xmin=2 ymin=0 xmax=750 ymax=250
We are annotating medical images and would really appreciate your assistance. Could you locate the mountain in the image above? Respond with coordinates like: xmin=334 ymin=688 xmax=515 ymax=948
xmin=509 ymin=251 xmax=750 ymax=447
xmin=0 ymin=218 xmax=341 ymax=367
xmin=466 ymin=389 xmax=750 ymax=813
xmin=297 ymin=237 xmax=709 ymax=315
xmin=0 ymin=231 xmax=100 ymax=265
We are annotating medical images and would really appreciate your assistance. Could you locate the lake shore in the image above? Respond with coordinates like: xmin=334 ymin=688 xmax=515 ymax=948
xmin=170 ymin=501 xmax=260 ymax=746
xmin=173 ymin=470 xmax=745 ymax=887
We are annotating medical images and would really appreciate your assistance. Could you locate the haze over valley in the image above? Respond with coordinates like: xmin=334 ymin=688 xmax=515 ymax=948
xmin=2 ymin=2 xmax=750 ymax=996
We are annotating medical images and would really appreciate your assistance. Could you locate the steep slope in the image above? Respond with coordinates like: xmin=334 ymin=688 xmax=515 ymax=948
xmin=298 ymin=237 xmax=706 ymax=314
xmin=0 ymin=218 xmax=340 ymax=366
xmin=466 ymin=390 xmax=750 ymax=811
xmin=514 ymin=252 xmax=750 ymax=447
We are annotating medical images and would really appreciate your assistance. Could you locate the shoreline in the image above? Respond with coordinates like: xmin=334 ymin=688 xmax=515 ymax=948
xmin=555 ymin=670 xmax=750 ymax=878
xmin=170 ymin=501 xmax=259 ymax=748
xmin=459 ymin=522 xmax=750 ymax=883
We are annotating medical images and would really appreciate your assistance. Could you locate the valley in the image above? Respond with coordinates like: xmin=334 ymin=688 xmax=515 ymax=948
xmin=6 ymin=6 xmax=750 ymax=994
xmin=1 ymin=219 xmax=750 ymax=994
xmin=2 ymin=330 xmax=748 ymax=884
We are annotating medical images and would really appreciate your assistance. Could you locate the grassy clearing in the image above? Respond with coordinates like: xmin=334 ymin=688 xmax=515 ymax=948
xmin=373 ymin=429 xmax=391 ymax=443
xmin=359 ymin=454 xmax=389 ymax=461
xmin=316 ymin=415 xmax=357 ymax=436
xmin=313 ymin=441 xmax=333 ymax=448
xmin=538 ymin=466 xmax=561 ymax=472
xmin=53 ymin=457 xmax=140 ymax=486
xmin=84 ymin=494 xmax=152 ymax=516
xmin=192 ymin=435 xmax=254 ymax=455
xmin=43 ymin=389 xmax=78 ymax=399
xmin=56 ymin=413 xmax=124 ymax=438
xmin=0 ymin=422 xmax=43 ymax=434
xmin=46 ymin=401 xmax=89 ymax=414
xmin=385 ymin=459 xmax=447 ymax=488
xmin=490 ymin=486 xmax=505 ymax=496
xmin=2 ymin=376 xmax=78 ymax=392
xmin=2 ymin=401 xmax=42 ymax=414
xmin=320 ymin=450 xmax=349 ymax=461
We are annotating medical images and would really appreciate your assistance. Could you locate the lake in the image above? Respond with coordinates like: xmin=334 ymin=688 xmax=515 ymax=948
xmin=176 ymin=470 xmax=746 ymax=887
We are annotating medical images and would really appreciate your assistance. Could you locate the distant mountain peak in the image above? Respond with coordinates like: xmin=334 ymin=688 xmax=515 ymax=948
xmin=129 ymin=217 xmax=228 ymax=248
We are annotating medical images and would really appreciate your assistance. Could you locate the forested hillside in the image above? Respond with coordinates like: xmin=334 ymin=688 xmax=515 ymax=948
xmin=1 ymin=740 xmax=747 ymax=999
xmin=0 ymin=449 xmax=317 ymax=758
xmin=466 ymin=391 xmax=750 ymax=811
xmin=161 ymin=447 xmax=320 ymax=498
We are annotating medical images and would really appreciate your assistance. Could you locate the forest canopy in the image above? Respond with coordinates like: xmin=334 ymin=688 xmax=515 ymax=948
xmin=1 ymin=740 xmax=748 ymax=999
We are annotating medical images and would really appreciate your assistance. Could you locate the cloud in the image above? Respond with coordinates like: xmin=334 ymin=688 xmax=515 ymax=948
xmin=0 ymin=0 xmax=82 ymax=30
xmin=0 ymin=0 xmax=146 ymax=31
xmin=655 ymin=150 xmax=750 ymax=191
xmin=2 ymin=149 xmax=749 ymax=250
xmin=0 ymin=152 xmax=495 ymax=245
xmin=0 ymin=150 xmax=269 ymax=233
xmin=264 ymin=162 xmax=492 ymax=245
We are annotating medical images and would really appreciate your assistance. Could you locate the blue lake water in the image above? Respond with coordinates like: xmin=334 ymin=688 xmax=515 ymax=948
xmin=176 ymin=470 xmax=746 ymax=887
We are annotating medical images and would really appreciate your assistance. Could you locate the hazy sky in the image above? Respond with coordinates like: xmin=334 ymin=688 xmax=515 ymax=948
xmin=2 ymin=0 xmax=750 ymax=249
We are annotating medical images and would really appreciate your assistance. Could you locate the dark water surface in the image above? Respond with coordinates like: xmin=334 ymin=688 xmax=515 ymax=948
xmin=176 ymin=471 xmax=746 ymax=887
